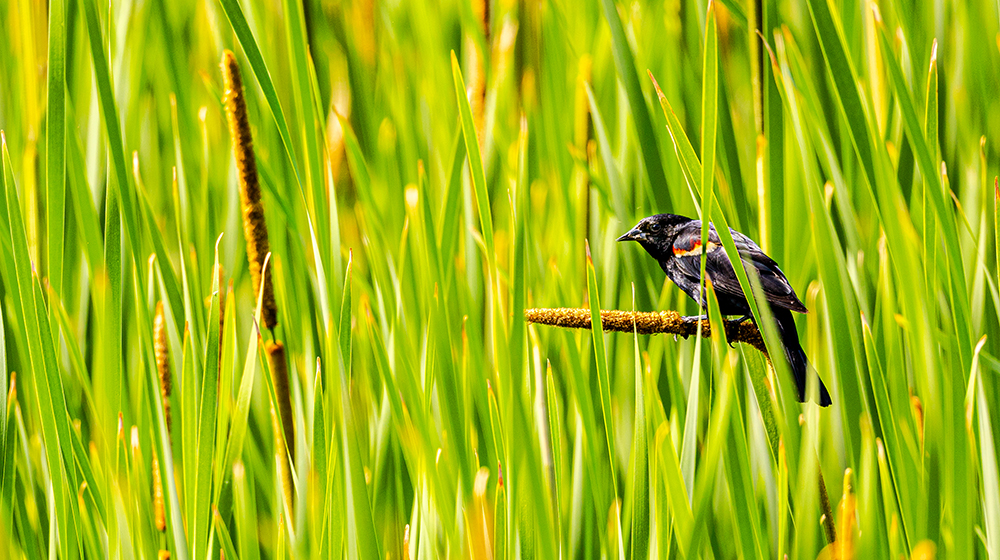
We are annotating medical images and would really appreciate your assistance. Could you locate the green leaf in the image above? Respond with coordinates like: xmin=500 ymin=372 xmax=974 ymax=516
xmin=2 ymin=133 xmax=79 ymax=559
xmin=628 ymin=288 xmax=649 ymax=560
xmin=216 ymin=0 xmax=303 ymax=191
xmin=81 ymin=0 xmax=144 ymax=277
xmin=976 ymin=354 xmax=1000 ymax=558
xmin=450 ymin=51 xmax=495 ymax=260
xmin=585 ymin=240 xmax=621 ymax=554
xmin=598 ymin=0 xmax=672 ymax=209
xmin=45 ymin=0 xmax=67 ymax=300
xmin=215 ymin=506 xmax=241 ymax=560
xmin=233 ymin=461 xmax=261 ymax=560
xmin=805 ymin=0 xmax=877 ymax=193
xmin=338 ymin=257 xmax=382 ymax=560
xmin=191 ymin=237 xmax=223 ymax=558
xmin=654 ymin=423 xmax=692 ymax=557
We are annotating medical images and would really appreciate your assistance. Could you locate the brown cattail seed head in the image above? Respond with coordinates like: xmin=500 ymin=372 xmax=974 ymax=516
xmin=153 ymin=302 xmax=172 ymax=433
xmin=523 ymin=307 xmax=766 ymax=354
xmin=222 ymin=49 xmax=278 ymax=330
xmin=152 ymin=454 xmax=166 ymax=532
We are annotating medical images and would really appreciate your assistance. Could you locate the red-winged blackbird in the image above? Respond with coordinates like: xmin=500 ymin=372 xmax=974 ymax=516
xmin=619 ymin=213 xmax=832 ymax=406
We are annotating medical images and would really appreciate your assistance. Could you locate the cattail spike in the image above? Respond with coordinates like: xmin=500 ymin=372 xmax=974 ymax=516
xmin=222 ymin=50 xmax=278 ymax=330
xmin=153 ymin=302 xmax=172 ymax=434
xmin=152 ymin=454 xmax=166 ymax=532
xmin=525 ymin=307 xmax=764 ymax=348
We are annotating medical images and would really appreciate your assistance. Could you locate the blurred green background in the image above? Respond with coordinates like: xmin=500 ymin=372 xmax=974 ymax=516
xmin=2 ymin=0 xmax=1000 ymax=558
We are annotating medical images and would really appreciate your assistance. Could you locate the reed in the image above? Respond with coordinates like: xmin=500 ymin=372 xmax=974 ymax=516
xmin=222 ymin=49 xmax=295 ymax=514
xmin=221 ymin=49 xmax=277 ymax=331
xmin=266 ymin=340 xmax=295 ymax=511
xmin=524 ymin=307 xmax=767 ymax=354
xmin=153 ymin=301 xmax=171 ymax=433
xmin=152 ymin=454 xmax=165 ymax=532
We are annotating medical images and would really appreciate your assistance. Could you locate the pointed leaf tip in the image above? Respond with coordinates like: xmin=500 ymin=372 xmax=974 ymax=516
xmin=648 ymin=70 xmax=668 ymax=102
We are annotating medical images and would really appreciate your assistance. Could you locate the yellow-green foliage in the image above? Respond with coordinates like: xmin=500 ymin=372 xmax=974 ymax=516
xmin=1 ymin=0 xmax=999 ymax=558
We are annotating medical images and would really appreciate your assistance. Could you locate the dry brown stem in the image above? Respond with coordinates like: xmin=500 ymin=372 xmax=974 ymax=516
xmin=267 ymin=341 xmax=295 ymax=510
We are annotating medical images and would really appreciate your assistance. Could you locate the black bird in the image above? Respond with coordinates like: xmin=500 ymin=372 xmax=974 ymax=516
xmin=618 ymin=213 xmax=832 ymax=406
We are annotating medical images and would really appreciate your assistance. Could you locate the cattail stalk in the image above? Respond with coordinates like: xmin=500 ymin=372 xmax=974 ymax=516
xmin=152 ymin=454 xmax=166 ymax=532
xmin=222 ymin=49 xmax=278 ymax=331
xmin=153 ymin=302 xmax=171 ymax=433
xmin=223 ymin=50 xmax=295 ymax=513
xmin=267 ymin=341 xmax=295 ymax=510
xmin=524 ymin=307 xmax=768 ymax=355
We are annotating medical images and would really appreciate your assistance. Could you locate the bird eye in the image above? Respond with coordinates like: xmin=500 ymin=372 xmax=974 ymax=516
xmin=649 ymin=223 xmax=661 ymax=233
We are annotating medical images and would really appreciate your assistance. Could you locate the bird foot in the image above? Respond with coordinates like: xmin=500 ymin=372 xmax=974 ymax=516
xmin=724 ymin=316 xmax=751 ymax=347
xmin=679 ymin=315 xmax=707 ymax=339
xmin=727 ymin=315 xmax=751 ymax=327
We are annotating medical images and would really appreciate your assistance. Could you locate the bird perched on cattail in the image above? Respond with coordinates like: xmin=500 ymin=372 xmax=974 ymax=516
xmin=618 ymin=213 xmax=832 ymax=406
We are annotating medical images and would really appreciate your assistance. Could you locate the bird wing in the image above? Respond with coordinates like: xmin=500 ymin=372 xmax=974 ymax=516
xmin=670 ymin=224 xmax=807 ymax=312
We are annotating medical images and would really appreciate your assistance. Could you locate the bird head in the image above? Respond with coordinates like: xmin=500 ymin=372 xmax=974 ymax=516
xmin=617 ymin=213 xmax=693 ymax=259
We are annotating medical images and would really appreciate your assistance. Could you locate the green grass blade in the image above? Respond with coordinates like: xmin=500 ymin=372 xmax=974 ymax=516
xmin=585 ymin=240 xmax=621 ymax=556
xmin=339 ymin=257 xmax=382 ymax=559
xmin=281 ymin=0 xmax=327 ymax=262
xmin=215 ymin=506 xmax=241 ymax=560
xmin=687 ymin=366 xmax=735 ymax=557
xmin=875 ymin=16 xmax=972 ymax=367
xmin=977 ymin=366 xmax=1000 ymax=558
xmin=805 ymin=0 xmax=878 ymax=193
xmin=45 ymin=0 xmax=66 ymax=299
xmin=450 ymin=51 xmax=495 ymax=260
xmin=628 ymin=287 xmax=649 ymax=560
xmin=598 ymin=0 xmax=672 ymax=209
xmin=654 ymin=424 xmax=692 ymax=557
xmin=3 ymin=133 xmax=79 ymax=559
xmin=233 ymin=461 xmax=261 ymax=560
xmin=0 ymin=275 xmax=5 ymax=423
xmin=81 ymin=0 xmax=144 ymax=275
xmin=192 ymin=237 xmax=223 ymax=559
xmin=698 ymin=2 xmax=719 ymax=292
xmin=216 ymin=0 xmax=302 ymax=191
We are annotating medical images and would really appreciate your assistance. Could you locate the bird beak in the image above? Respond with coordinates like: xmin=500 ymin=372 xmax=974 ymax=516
xmin=617 ymin=226 xmax=644 ymax=242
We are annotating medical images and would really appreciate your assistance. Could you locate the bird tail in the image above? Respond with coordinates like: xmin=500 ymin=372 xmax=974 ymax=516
xmin=773 ymin=308 xmax=832 ymax=407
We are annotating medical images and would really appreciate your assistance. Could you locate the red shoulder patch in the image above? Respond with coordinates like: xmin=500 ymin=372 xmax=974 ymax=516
xmin=673 ymin=239 xmax=719 ymax=257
